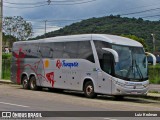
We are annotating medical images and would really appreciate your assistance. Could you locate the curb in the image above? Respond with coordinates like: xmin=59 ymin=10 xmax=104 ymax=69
xmin=141 ymin=94 xmax=160 ymax=101
xmin=0 ymin=80 xmax=14 ymax=84
xmin=0 ymin=80 xmax=160 ymax=100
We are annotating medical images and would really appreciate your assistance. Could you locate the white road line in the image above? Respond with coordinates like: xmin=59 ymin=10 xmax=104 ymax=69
xmin=104 ymin=118 xmax=118 ymax=120
xmin=0 ymin=102 xmax=30 ymax=108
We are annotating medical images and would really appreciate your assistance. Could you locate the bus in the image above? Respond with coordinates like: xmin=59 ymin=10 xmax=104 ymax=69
xmin=11 ymin=34 xmax=156 ymax=98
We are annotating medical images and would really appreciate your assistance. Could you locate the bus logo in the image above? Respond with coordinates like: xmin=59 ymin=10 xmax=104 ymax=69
xmin=56 ymin=60 xmax=79 ymax=69
xmin=56 ymin=60 xmax=62 ymax=69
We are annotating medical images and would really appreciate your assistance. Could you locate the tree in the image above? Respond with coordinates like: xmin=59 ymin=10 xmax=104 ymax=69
xmin=3 ymin=16 xmax=33 ymax=41
xmin=121 ymin=34 xmax=148 ymax=51
xmin=3 ymin=33 xmax=16 ymax=48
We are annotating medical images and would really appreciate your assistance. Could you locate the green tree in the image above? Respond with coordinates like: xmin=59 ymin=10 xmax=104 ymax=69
xmin=121 ymin=34 xmax=148 ymax=51
xmin=3 ymin=33 xmax=16 ymax=48
xmin=3 ymin=16 xmax=33 ymax=41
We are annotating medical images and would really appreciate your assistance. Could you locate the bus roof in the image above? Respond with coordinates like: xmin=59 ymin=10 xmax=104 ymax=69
xmin=15 ymin=34 xmax=143 ymax=47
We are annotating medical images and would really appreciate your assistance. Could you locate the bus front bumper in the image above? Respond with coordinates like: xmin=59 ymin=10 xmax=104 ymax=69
xmin=112 ymin=83 xmax=149 ymax=96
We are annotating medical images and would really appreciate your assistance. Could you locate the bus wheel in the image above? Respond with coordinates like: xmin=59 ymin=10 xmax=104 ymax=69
xmin=22 ymin=76 xmax=29 ymax=89
xmin=29 ymin=76 xmax=38 ymax=90
xmin=84 ymin=81 xmax=97 ymax=98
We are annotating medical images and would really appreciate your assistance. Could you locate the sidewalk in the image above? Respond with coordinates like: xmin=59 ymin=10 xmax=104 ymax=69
xmin=0 ymin=79 xmax=160 ymax=100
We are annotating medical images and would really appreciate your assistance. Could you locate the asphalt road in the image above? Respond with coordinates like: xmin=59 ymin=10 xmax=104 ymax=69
xmin=0 ymin=83 xmax=160 ymax=120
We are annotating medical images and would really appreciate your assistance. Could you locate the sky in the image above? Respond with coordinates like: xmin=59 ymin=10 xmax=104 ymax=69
xmin=3 ymin=0 xmax=160 ymax=37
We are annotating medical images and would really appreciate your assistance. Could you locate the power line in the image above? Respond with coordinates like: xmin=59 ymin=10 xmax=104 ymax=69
xmin=3 ymin=4 xmax=48 ymax=9
xmin=142 ymin=14 xmax=160 ymax=18
xmin=4 ymin=0 xmax=97 ymax=9
xmin=50 ymin=0 xmax=97 ymax=5
xmin=116 ymin=2 xmax=160 ymax=13
xmin=33 ymin=26 xmax=62 ymax=29
xmin=26 ymin=19 xmax=83 ymax=23
xmin=120 ymin=7 xmax=160 ymax=16
xmin=4 ymin=0 xmax=91 ymax=5
xmin=4 ymin=1 xmax=46 ymax=5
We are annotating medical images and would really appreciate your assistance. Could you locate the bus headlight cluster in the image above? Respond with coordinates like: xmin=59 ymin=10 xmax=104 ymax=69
xmin=115 ymin=81 xmax=125 ymax=87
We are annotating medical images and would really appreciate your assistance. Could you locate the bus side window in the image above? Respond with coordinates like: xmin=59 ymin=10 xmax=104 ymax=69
xmin=52 ymin=42 xmax=64 ymax=58
xmin=64 ymin=42 xmax=78 ymax=58
xmin=78 ymin=41 xmax=95 ymax=63
xmin=39 ymin=43 xmax=54 ymax=58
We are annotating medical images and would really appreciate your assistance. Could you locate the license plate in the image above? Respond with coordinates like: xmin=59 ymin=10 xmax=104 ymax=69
xmin=131 ymin=92 xmax=138 ymax=94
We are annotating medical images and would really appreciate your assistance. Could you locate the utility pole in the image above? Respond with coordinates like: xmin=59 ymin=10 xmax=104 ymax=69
xmin=44 ymin=20 xmax=47 ymax=38
xmin=47 ymin=0 xmax=51 ymax=5
xmin=0 ymin=0 xmax=3 ymax=79
xmin=151 ymin=33 xmax=156 ymax=53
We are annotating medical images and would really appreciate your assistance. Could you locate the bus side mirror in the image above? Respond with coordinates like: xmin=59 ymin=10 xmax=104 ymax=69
xmin=102 ymin=48 xmax=119 ymax=63
xmin=145 ymin=52 xmax=156 ymax=65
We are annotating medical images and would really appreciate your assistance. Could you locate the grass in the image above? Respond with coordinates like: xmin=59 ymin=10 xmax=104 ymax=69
xmin=2 ymin=60 xmax=11 ymax=80
xmin=149 ymin=64 xmax=160 ymax=84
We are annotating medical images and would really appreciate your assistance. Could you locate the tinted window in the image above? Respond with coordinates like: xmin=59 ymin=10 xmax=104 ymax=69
xmin=23 ymin=41 xmax=95 ymax=63
xmin=25 ymin=43 xmax=40 ymax=58
xmin=78 ymin=41 xmax=95 ymax=63
xmin=52 ymin=42 xmax=64 ymax=58
xmin=94 ymin=41 xmax=111 ymax=60
xmin=64 ymin=42 xmax=78 ymax=58
xmin=39 ymin=43 xmax=53 ymax=58
xmin=12 ymin=43 xmax=26 ymax=59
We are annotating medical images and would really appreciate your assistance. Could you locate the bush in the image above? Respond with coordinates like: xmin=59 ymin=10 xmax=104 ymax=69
xmin=149 ymin=65 xmax=160 ymax=84
xmin=2 ymin=53 xmax=12 ymax=59
xmin=2 ymin=59 xmax=11 ymax=80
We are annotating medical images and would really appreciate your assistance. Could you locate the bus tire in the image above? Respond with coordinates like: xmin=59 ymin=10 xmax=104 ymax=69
xmin=29 ymin=76 xmax=38 ymax=90
xmin=84 ymin=81 xmax=97 ymax=98
xmin=22 ymin=76 xmax=29 ymax=89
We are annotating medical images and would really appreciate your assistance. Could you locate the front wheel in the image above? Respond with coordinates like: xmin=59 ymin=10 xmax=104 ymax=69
xmin=84 ymin=81 xmax=97 ymax=98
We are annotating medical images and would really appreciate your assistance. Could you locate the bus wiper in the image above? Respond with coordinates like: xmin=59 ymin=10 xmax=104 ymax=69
xmin=126 ymin=59 xmax=134 ymax=79
xmin=135 ymin=60 xmax=144 ymax=80
xmin=126 ymin=60 xmax=143 ymax=80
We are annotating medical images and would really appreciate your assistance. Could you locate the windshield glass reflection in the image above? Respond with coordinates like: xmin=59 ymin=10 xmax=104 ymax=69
xmin=112 ymin=45 xmax=148 ymax=81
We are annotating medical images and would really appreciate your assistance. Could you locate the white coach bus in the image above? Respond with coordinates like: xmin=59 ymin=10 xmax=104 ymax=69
xmin=11 ymin=34 xmax=156 ymax=98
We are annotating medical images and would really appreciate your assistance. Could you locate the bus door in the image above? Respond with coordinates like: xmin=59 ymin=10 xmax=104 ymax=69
xmin=98 ymin=53 xmax=113 ymax=94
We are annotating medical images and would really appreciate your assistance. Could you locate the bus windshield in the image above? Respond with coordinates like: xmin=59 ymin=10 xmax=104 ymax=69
xmin=112 ymin=45 xmax=148 ymax=81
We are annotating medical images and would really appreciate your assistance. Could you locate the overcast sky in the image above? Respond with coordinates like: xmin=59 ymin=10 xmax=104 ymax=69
xmin=3 ymin=0 xmax=160 ymax=37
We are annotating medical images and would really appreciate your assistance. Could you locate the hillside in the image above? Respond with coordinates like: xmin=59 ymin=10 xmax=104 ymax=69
xmin=32 ymin=15 xmax=160 ymax=51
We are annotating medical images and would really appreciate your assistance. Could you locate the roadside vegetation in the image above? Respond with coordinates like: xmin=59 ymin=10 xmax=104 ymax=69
xmin=2 ymin=53 xmax=11 ymax=80
xmin=149 ymin=64 xmax=160 ymax=84
xmin=31 ymin=15 xmax=160 ymax=51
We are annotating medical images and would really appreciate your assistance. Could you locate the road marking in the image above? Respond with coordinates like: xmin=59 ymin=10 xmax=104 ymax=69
xmin=104 ymin=118 xmax=118 ymax=120
xmin=0 ymin=102 xmax=30 ymax=108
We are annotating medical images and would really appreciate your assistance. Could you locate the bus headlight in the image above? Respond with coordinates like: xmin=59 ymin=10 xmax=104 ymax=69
xmin=116 ymin=81 xmax=125 ymax=87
